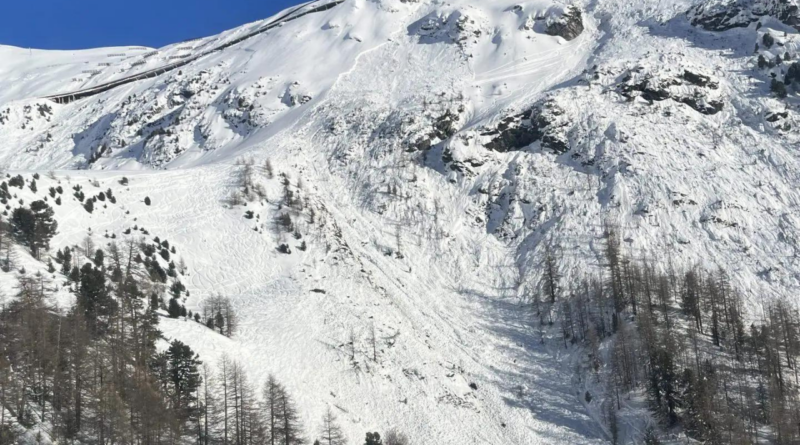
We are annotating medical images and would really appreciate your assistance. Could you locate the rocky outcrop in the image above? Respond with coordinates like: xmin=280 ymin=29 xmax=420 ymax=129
xmin=687 ymin=1 xmax=754 ymax=31
xmin=688 ymin=0 xmax=800 ymax=31
xmin=545 ymin=6 xmax=584 ymax=41
xmin=616 ymin=67 xmax=724 ymax=115
xmin=407 ymin=109 xmax=463 ymax=152
xmin=481 ymin=100 xmax=570 ymax=154
xmin=407 ymin=8 xmax=489 ymax=49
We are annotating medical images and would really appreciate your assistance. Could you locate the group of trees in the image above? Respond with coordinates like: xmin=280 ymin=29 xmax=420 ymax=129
xmin=0 ymin=258 xmax=202 ymax=444
xmin=193 ymin=355 xmax=409 ymax=445
xmin=538 ymin=226 xmax=800 ymax=444
xmin=0 ymin=195 xmax=410 ymax=445
xmin=226 ymin=157 xmax=312 ymax=254
xmin=228 ymin=158 xmax=266 ymax=206
xmin=0 ymin=222 xmax=278 ymax=444
xmin=226 ymin=157 xmax=313 ymax=254
xmin=194 ymin=357 xmax=303 ymax=445
xmin=0 ymin=271 xmax=407 ymax=445
xmin=0 ymin=172 xmax=420 ymax=444
xmin=199 ymin=295 xmax=237 ymax=337
xmin=275 ymin=172 xmax=313 ymax=254
xmin=0 ymin=196 xmax=214 ymax=444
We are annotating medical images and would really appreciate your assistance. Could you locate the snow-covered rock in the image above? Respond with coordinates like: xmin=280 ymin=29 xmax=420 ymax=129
xmin=545 ymin=5 xmax=585 ymax=40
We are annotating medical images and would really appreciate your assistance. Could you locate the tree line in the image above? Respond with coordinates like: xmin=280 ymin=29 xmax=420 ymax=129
xmin=0 ymin=260 xmax=200 ymax=444
xmin=537 ymin=225 xmax=800 ymax=444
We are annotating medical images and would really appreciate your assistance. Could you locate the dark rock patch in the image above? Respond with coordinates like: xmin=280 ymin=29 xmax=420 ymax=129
xmin=545 ymin=6 xmax=584 ymax=41
xmin=617 ymin=71 xmax=724 ymax=115
xmin=688 ymin=0 xmax=800 ymax=32
xmin=481 ymin=101 xmax=569 ymax=154
xmin=683 ymin=70 xmax=718 ymax=89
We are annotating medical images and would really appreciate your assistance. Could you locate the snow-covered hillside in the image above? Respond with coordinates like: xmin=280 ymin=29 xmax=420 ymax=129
xmin=3 ymin=0 xmax=800 ymax=442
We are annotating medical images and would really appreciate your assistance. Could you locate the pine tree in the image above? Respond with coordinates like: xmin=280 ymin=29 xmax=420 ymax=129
xmin=168 ymin=298 xmax=182 ymax=318
xmin=215 ymin=311 xmax=225 ymax=334
xmin=764 ymin=32 xmax=775 ymax=48
xmin=11 ymin=201 xmax=58 ymax=259
xmin=165 ymin=341 xmax=202 ymax=432
xmin=77 ymin=263 xmax=117 ymax=336
xmin=606 ymin=402 xmax=618 ymax=445
xmin=603 ymin=224 xmax=626 ymax=317
xmin=365 ymin=432 xmax=382 ymax=445
xmin=771 ymin=79 xmax=788 ymax=98
xmin=93 ymin=249 xmax=105 ymax=268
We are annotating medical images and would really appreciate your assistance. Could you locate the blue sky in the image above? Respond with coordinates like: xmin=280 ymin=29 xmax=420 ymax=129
xmin=0 ymin=0 xmax=298 ymax=50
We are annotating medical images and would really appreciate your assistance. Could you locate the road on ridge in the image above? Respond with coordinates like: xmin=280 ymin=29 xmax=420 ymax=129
xmin=43 ymin=0 xmax=344 ymax=105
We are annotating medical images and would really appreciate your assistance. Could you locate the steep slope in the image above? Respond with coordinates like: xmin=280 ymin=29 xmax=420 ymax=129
xmin=0 ymin=0 xmax=594 ymax=169
xmin=3 ymin=0 xmax=800 ymax=442
xmin=0 ymin=0 xmax=606 ymax=443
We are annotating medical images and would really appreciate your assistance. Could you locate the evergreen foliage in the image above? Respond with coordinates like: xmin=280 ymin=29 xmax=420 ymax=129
xmin=10 ymin=200 xmax=57 ymax=259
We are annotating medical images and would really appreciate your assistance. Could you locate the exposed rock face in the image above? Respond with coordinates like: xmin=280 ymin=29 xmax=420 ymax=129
xmin=688 ymin=0 xmax=800 ymax=31
xmin=687 ymin=1 xmax=754 ymax=30
xmin=407 ymin=108 xmax=464 ymax=152
xmin=407 ymin=8 xmax=489 ymax=49
xmin=683 ymin=70 xmax=718 ymax=88
xmin=545 ymin=6 xmax=584 ymax=41
xmin=616 ymin=67 xmax=724 ymax=115
xmin=481 ymin=100 xmax=570 ymax=154
xmin=481 ymin=109 xmax=539 ymax=152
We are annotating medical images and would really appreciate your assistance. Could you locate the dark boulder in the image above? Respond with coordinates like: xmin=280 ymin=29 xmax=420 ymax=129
xmin=683 ymin=70 xmax=718 ymax=89
xmin=546 ymin=6 xmax=584 ymax=41
xmin=481 ymin=101 xmax=570 ymax=154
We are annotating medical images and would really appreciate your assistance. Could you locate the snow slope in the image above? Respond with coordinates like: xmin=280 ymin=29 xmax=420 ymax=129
xmin=3 ymin=0 xmax=800 ymax=442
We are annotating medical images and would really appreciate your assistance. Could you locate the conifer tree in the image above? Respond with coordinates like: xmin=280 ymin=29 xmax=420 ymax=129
xmin=165 ymin=340 xmax=202 ymax=432
xmin=10 ymin=200 xmax=57 ymax=258
xmin=365 ymin=432 xmax=382 ymax=445
xmin=168 ymin=298 xmax=182 ymax=318
xmin=77 ymin=262 xmax=117 ymax=336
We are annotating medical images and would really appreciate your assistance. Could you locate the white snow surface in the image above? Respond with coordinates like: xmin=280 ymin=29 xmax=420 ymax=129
xmin=1 ymin=0 xmax=799 ymax=442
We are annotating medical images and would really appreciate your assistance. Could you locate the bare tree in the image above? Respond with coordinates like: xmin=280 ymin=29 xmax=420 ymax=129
xmin=540 ymin=243 xmax=560 ymax=305
xmin=263 ymin=159 xmax=274 ymax=179
xmin=318 ymin=407 xmax=346 ymax=445
xmin=369 ymin=323 xmax=378 ymax=362
xmin=349 ymin=329 xmax=357 ymax=363
xmin=384 ymin=429 xmax=410 ymax=445
xmin=201 ymin=295 xmax=237 ymax=337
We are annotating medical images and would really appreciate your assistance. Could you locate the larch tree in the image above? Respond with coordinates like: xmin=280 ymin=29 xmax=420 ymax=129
xmin=319 ymin=407 xmax=346 ymax=445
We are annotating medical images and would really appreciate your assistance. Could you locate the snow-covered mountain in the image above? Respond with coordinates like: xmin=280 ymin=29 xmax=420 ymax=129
xmin=2 ymin=0 xmax=800 ymax=442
